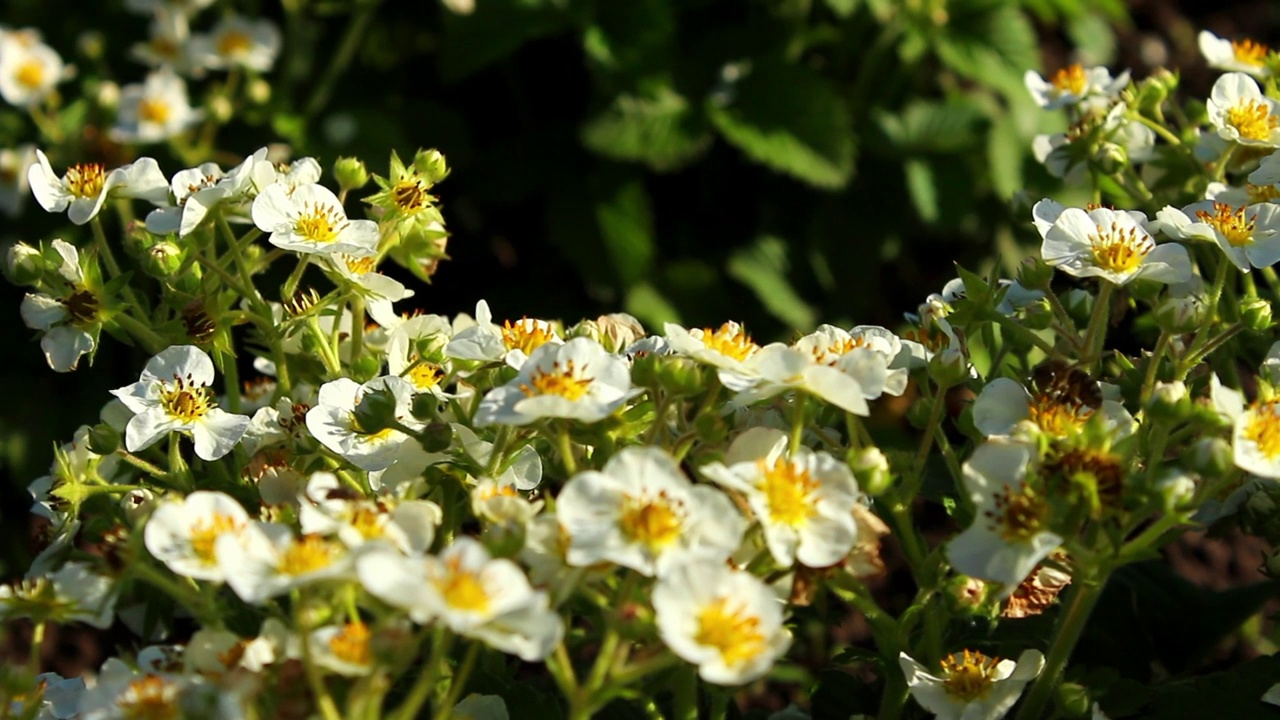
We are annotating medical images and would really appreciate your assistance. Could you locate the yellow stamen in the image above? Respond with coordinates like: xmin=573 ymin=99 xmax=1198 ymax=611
xmin=1226 ymin=100 xmax=1278 ymax=142
xmin=986 ymin=484 xmax=1048 ymax=542
xmin=1232 ymin=39 xmax=1270 ymax=67
xmin=437 ymin=556 xmax=490 ymax=612
xmin=619 ymin=492 xmax=683 ymax=550
xmin=216 ymin=30 xmax=252 ymax=57
xmin=809 ymin=336 xmax=868 ymax=365
xmin=1049 ymin=64 xmax=1087 ymax=96
xmin=694 ymin=598 xmax=766 ymax=668
xmin=295 ymin=203 xmax=346 ymax=243
xmin=349 ymin=506 xmax=386 ymax=539
xmin=116 ymin=674 xmax=180 ymax=720
xmin=408 ymin=362 xmax=443 ymax=390
xmin=1245 ymin=402 xmax=1280 ymax=459
xmin=343 ymin=255 xmax=375 ymax=275
xmin=277 ymin=534 xmax=340 ymax=576
xmin=1088 ymin=221 xmax=1152 ymax=275
xmin=501 ymin=318 xmax=557 ymax=355
xmin=328 ymin=622 xmax=372 ymax=667
xmin=1026 ymin=394 xmax=1093 ymax=435
xmin=65 ymin=163 xmax=106 ymax=198
xmin=698 ymin=323 xmax=758 ymax=361
xmin=14 ymin=59 xmax=43 ymax=90
xmin=138 ymin=98 xmax=171 ymax=125
xmin=159 ymin=378 xmax=213 ymax=423
xmin=1197 ymin=202 xmax=1256 ymax=246
xmin=520 ymin=360 xmax=593 ymax=400
xmin=189 ymin=512 xmax=242 ymax=564
xmin=756 ymin=457 xmax=818 ymax=527
xmin=939 ymin=649 xmax=1002 ymax=702
xmin=392 ymin=178 xmax=429 ymax=212
xmin=1247 ymin=183 xmax=1280 ymax=204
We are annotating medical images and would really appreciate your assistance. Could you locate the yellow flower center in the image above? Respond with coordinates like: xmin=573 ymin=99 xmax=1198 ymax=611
xmin=437 ymin=557 xmax=490 ymax=612
xmin=343 ymin=255 xmax=376 ymax=275
xmin=392 ymin=178 xmax=429 ymax=212
xmin=619 ymin=492 xmax=684 ymax=550
xmin=987 ymin=484 xmax=1049 ymax=542
xmin=1027 ymin=394 xmax=1094 ymax=435
xmin=277 ymin=534 xmax=340 ymax=576
xmin=295 ymin=203 xmax=346 ymax=243
xmin=756 ymin=457 xmax=818 ymax=527
xmin=1247 ymin=183 xmax=1280 ymax=204
xmin=328 ymin=622 xmax=372 ymax=667
xmin=349 ymin=506 xmax=386 ymax=539
xmin=1049 ymin=64 xmax=1087 ymax=96
xmin=1232 ymin=39 xmax=1270 ymax=67
xmin=520 ymin=360 xmax=593 ymax=400
xmin=698 ymin=323 xmax=758 ymax=361
xmin=408 ymin=361 xmax=443 ymax=390
xmin=939 ymin=650 xmax=1002 ymax=702
xmin=65 ymin=163 xmax=106 ymax=198
xmin=139 ymin=98 xmax=171 ymax=125
xmin=190 ymin=512 xmax=242 ymax=564
xmin=159 ymin=379 xmax=214 ymax=423
xmin=501 ymin=318 xmax=557 ymax=355
xmin=216 ymin=30 xmax=253 ymax=57
xmin=1197 ymin=202 xmax=1256 ymax=246
xmin=15 ymin=59 xmax=44 ymax=90
xmin=694 ymin=598 xmax=766 ymax=668
xmin=809 ymin=336 xmax=869 ymax=365
xmin=1245 ymin=402 xmax=1280 ymax=459
xmin=478 ymin=484 xmax=520 ymax=501
xmin=117 ymin=674 xmax=180 ymax=720
xmin=1088 ymin=222 xmax=1153 ymax=275
xmin=1226 ymin=100 xmax=1278 ymax=142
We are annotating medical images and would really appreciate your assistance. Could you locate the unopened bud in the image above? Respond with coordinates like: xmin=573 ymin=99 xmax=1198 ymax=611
xmin=87 ymin=423 xmax=120 ymax=455
xmin=1089 ymin=142 xmax=1128 ymax=176
xmin=120 ymin=489 xmax=156 ymax=526
xmin=1147 ymin=380 xmax=1190 ymax=422
xmin=1020 ymin=298 xmax=1054 ymax=331
xmin=416 ymin=421 xmax=453 ymax=453
xmin=6 ymin=242 xmax=44 ymax=285
xmin=413 ymin=149 xmax=450 ymax=185
xmin=333 ymin=157 xmax=369 ymax=193
xmin=208 ymin=95 xmax=233 ymax=124
xmin=1151 ymin=67 xmax=1179 ymax=94
xmin=849 ymin=447 xmax=892 ymax=497
xmin=596 ymin=313 xmax=645 ymax=353
xmin=566 ymin=319 xmax=602 ymax=344
xmin=349 ymin=354 xmax=382 ymax=383
xmin=246 ymin=78 xmax=272 ymax=105
xmin=95 ymin=80 xmax=120 ymax=110
xmin=351 ymin=387 xmax=400 ymax=435
xmin=410 ymin=392 xmax=440 ymax=422
xmin=656 ymin=357 xmax=706 ymax=397
xmin=1054 ymin=682 xmax=1093 ymax=719
xmin=927 ymin=347 xmax=969 ymax=388
xmin=1154 ymin=295 xmax=1205 ymax=334
xmin=1242 ymin=297 xmax=1273 ymax=332
xmin=1134 ymin=76 xmax=1170 ymax=114
xmin=1016 ymin=257 xmax=1054 ymax=291
xmin=906 ymin=396 xmax=934 ymax=429
xmin=1063 ymin=289 xmax=1093 ymax=326
xmin=1187 ymin=437 xmax=1232 ymax=477
xmin=143 ymin=241 xmax=183 ymax=278
xmin=1155 ymin=470 xmax=1197 ymax=511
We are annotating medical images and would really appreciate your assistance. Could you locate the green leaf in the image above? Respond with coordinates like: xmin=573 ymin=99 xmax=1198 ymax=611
xmin=824 ymin=0 xmax=859 ymax=18
xmin=726 ymin=236 xmax=816 ymax=330
xmin=903 ymin=158 xmax=938 ymax=224
xmin=582 ymin=0 xmax=675 ymax=74
xmin=581 ymin=86 xmax=713 ymax=172
xmin=934 ymin=2 xmax=1039 ymax=99
xmin=595 ymin=179 xmax=656 ymax=287
xmin=875 ymin=99 xmax=988 ymax=155
xmin=625 ymin=282 xmax=682 ymax=328
xmin=1110 ymin=656 xmax=1280 ymax=719
xmin=706 ymin=59 xmax=856 ymax=189
xmin=986 ymin=110 xmax=1025 ymax=198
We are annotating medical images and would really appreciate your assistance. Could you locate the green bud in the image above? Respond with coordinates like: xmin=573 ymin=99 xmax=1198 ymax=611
xmin=906 ymin=396 xmax=934 ymax=429
xmin=631 ymin=352 xmax=659 ymax=388
xmin=695 ymin=411 xmax=729 ymax=444
xmin=333 ymin=157 xmax=370 ymax=193
xmin=414 ymin=335 xmax=449 ymax=364
xmin=208 ymin=95 xmax=233 ymax=124
xmin=1126 ymin=279 xmax=1162 ymax=305
xmin=170 ymin=270 xmax=203 ymax=297
xmin=1154 ymin=470 xmax=1197 ymax=512
xmin=1242 ymin=297 xmax=1273 ymax=332
xmin=849 ymin=447 xmax=893 ymax=496
xmin=1054 ymin=682 xmax=1093 ymax=718
xmin=1152 ymin=67 xmax=1179 ymax=94
xmin=416 ymin=421 xmax=453 ymax=453
xmin=1089 ymin=142 xmax=1128 ymax=176
xmin=410 ymin=393 xmax=440 ymax=422
xmin=1154 ymin=295 xmax=1205 ymax=334
xmin=143 ymin=241 xmax=183 ymax=278
xmin=1187 ymin=437 xmax=1232 ymax=477
xmin=1063 ymin=289 xmax=1093 ymax=327
xmin=927 ymin=347 xmax=969 ymax=388
xmin=413 ymin=149 xmax=450 ymax=185
xmin=1016 ymin=257 xmax=1054 ymax=291
xmin=481 ymin=520 xmax=526 ymax=559
xmin=1146 ymin=380 xmax=1190 ymax=423
xmin=940 ymin=575 xmax=989 ymax=614
xmin=657 ymin=357 xmax=707 ymax=397
xmin=1134 ymin=76 xmax=1170 ymax=115
xmin=1019 ymin=298 xmax=1054 ymax=331
xmin=123 ymin=220 xmax=160 ymax=257
xmin=87 ymin=423 xmax=121 ymax=455
xmin=6 ymin=242 xmax=44 ymax=285
xmin=352 ymin=387 xmax=401 ymax=435
xmin=350 ymin=354 xmax=382 ymax=383
xmin=566 ymin=319 xmax=602 ymax=343
xmin=246 ymin=78 xmax=271 ymax=105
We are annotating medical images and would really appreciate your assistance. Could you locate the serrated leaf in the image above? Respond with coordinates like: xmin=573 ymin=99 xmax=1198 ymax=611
xmin=706 ymin=60 xmax=856 ymax=189
xmin=595 ymin=180 xmax=655 ymax=286
xmin=875 ymin=99 xmax=988 ymax=154
xmin=581 ymin=87 xmax=713 ymax=172
xmin=934 ymin=2 xmax=1039 ymax=100
xmin=726 ymin=236 xmax=816 ymax=330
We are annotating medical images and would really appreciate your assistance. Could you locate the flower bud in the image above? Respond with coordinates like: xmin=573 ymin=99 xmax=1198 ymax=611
xmin=906 ymin=396 xmax=934 ymax=429
xmin=1187 ymin=437 xmax=1232 ymax=477
xmin=410 ymin=392 xmax=441 ymax=422
xmin=1016 ymin=257 xmax=1055 ymax=292
xmin=566 ymin=319 xmax=602 ymax=344
xmin=656 ymin=357 xmax=706 ymax=397
xmin=351 ymin=387 xmax=401 ymax=435
xmin=1019 ymin=298 xmax=1054 ymax=331
xmin=333 ymin=157 xmax=369 ymax=193
xmin=208 ymin=95 xmax=233 ymax=124
xmin=631 ymin=352 xmax=659 ymax=388
xmin=1146 ymin=380 xmax=1190 ymax=422
xmin=349 ymin=354 xmax=382 ymax=383
xmin=94 ymin=80 xmax=120 ymax=110
xmin=143 ymin=241 xmax=183 ymax=278
xmin=927 ymin=347 xmax=969 ymax=388
xmin=596 ymin=313 xmax=645 ymax=353
xmin=1154 ymin=470 xmax=1197 ymax=511
xmin=6 ymin=242 xmax=44 ymax=285
xmin=246 ymin=78 xmax=272 ymax=105
xmin=481 ymin=520 xmax=526 ymax=559
xmin=413 ymin=149 xmax=450 ymax=185
xmin=1134 ymin=76 xmax=1170 ymax=115
xmin=87 ymin=423 xmax=121 ymax=455
xmin=1151 ymin=67 xmax=1179 ymax=94
xmin=77 ymin=30 xmax=105 ymax=60
xmin=1054 ymin=682 xmax=1093 ymax=719
xmin=120 ymin=489 xmax=156 ymax=526
xmin=849 ymin=447 xmax=893 ymax=496
xmin=1247 ymin=485 xmax=1277 ymax=516
xmin=1242 ymin=297 xmax=1273 ymax=332
xmin=1154 ymin=294 xmax=1205 ymax=334
xmin=415 ymin=422 xmax=453 ymax=453
xmin=1089 ymin=142 xmax=1128 ymax=176
xmin=413 ymin=335 xmax=449 ymax=365
xmin=1063 ymin=288 xmax=1093 ymax=326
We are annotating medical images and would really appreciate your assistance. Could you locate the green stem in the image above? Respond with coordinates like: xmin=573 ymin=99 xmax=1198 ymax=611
xmin=91 ymin=217 xmax=146 ymax=313
xmin=989 ymin=312 xmax=1057 ymax=357
xmin=393 ymin=627 xmax=453 ymax=720
xmin=297 ymin=598 xmax=344 ymax=720
xmin=114 ymin=450 xmax=169 ymax=479
xmin=1129 ymin=113 xmax=1182 ymax=146
xmin=282 ymin=255 xmax=311 ymax=302
xmin=789 ymin=395 xmax=808 ymax=455
xmin=27 ymin=620 xmax=45 ymax=679
xmin=219 ymin=347 xmax=242 ymax=414
xmin=1212 ymin=143 xmax=1238 ymax=182
xmin=909 ymin=381 xmax=948 ymax=495
xmin=435 ymin=642 xmax=481 ymax=720
xmin=304 ymin=0 xmax=382 ymax=119
xmin=1014 ymin=571 xmax=1110 ymax=720
xmin=1081 ymin=282 xmax=1115 ymax=367
xmin=1139 ymin=332 xmax=1172 ymax=405
xmin=111 ymin=313 xmax=166 ymax=354
xmin=307 ymin=316 xmax=343 ymax=377
xmin=556 ymin=425 xmax=579 ymax=476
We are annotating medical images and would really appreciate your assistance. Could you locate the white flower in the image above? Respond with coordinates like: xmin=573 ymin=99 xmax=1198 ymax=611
xmin=445 ymin=299 xmax=563 ymax=368
xmin=731 ymin=344 xmax=869 ymax=415
xmin=946 ymin=442 xmax=1063 ymax=595
xmin=110 ymin=345 xmax=251 ymax=461
xmin=310 ymin=621 xmax=374 ymax=676
xmin=305 ymin=375 xmax=425 ymax=471
xmin=1207 ymin=72 xmax=1280 ymax=147
xmin=189 ymin=15 xmax=281 ymax=72
xmin=298 ymin=471 xmax=440 ymax=554
xmin=1154 ymin=200 xmax=1280 ymax=271
xmin=0 ymin=144 xmax=35 ymax=216
xmin=19 ymin=239 xmax=101 ymax=372
xmin=1041 ymin=207 xmax=1192 ymax=285
xmin=1231 ymin=397 xmax=1280 ymax=479
xmin=326 ymin=253 xmax=414 ymax=326
xmin=78 ymin=659 xmax=194 ymax=720
xmin=113 ymin=68 xmax=202 ymax=144
xmin=251 ymin=155 xmax=323 ymax=194
xmin=557 ymin=447 xmax=746 ymax=576
xmin=387 ymin=313 xmax=455 ymax=391
xmin=143 ymin=490 xmax=250 ymax=582
xmin=453 ymin=424 xmax=542 ymax=491
xmin=701 ymin=427 xmax=861 ymax=568
xmin=664 ymin=321 xmax=761 ymax=390
xmin=0 ymin=34 xmax=64 ymax=107
xmin=454 ymin=695 xmax=509 ymax=720
xmin=144 ymin=148 xmax=268 ymax=236
xmin=124 ymin=0 xmax=216 ymax=15
xmin=130 ymin=11 xmax=192 ymax=71
xmin=1024 ymin=64 xmax=1129 ymax=110
xmin=252 ymin=181 xmax=379 ymax=256
xmin=1199 ymin=31 xmax=1271 ymax=79
xmin=474 ymin=337 xmax=638 ymax=426
xmin=653 ymin=560 xmax=792 ymax=685
xmin=8 ymin=672 xmax=83 ymax=720
xmin=29 ymin=149 xmax=169 ymax=224
xmin=1031 ymin=104 xmax=1154 ymax=181
xmin=972 ymin=376 xmax=1134 ymax=439
xmin=900 ymin=648 xmax=1044 ymax=720
xmin=215 ymin=521 xmax=353 ymax=604
xmin=356 ymin=537 xmax=564 ymax=661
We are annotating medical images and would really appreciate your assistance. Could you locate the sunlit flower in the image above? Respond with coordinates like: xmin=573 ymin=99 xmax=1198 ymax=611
xmin=1220 ymin=383 xmax=1280 ymax=479
xmin=19 ymin=239 xmax=102 ymax=372
xmin=1207 ymin=72 xmax=1280 ymax=147
xmin=387 ymin=313 xmax=454 ymax=393
xmin=145 ymin=147 xmax=268 ymax=236
xmin=78 ymin=659 xmax=195 ymax=720
xmin=474 ymin=337 xmax=638 ymax=426
xmin=310 ymin=621 xmax=375 ymax=676
xmin=1199 ymin=30 xmax=1272 ymax=79
xmin=899 ymin=648 xmax=1045 ymax=720
xmin=1032 ymin=104 xmax=1154 ymax=181
xmin=189 ymin=15 xmax=281 ymax=73
xmin=7 ymin=672 xmax=83 ymax=720
xmin=114 ymin=68 xmax=202 ymax=144
xmin=946 ymin=441 xmax=1063 ymax=595
xmin=325 ymin=252 xmax=414 ymax=326
xmin=130 ymin=10 xmax=192 ymax=71
xmin=216 ymin=521 xmax=353 ymax=604
xmin=143 ymin=490 xmax=250 ymax=582
xmin=731 ymin=344 xmax=869 ymax=415
xmin=306 ymin=375 xmax=425 ymax=471
xmin=664 ymin=321 xmax=762 ymax=388
xmin=453 ymin=424 xmax=542 ymax=491
xmin=702 ymin=427 xmax=862 ymax=568
xmin=445 ymin=299 xmax=563 ymax=369
xmin=110 ymin=345 xmax=251 ymax=461
xmin=1024 ymin=64 xmax=1129 ymax=110
xmin=653 ymin=560 xmax=792 ymax=685
xmin=794 ymin=324 xmax=911 ymax=399
xmin=0 ymin=144 xmax=35 ymax=216
xmin=0 ymin=33 xmax=64 ymax=108
xmin=250 ymin=155 xmax=323 ymax=194
xmin=298 ymin=471 xmax=440 ymax=554
xmin=1154 ymin=200 xmax=1280 ymax=271
xmin=357 ymin=537 xmax=564 ymax=660
xmin=29 ymin=149 xmax=169 ymax=225
xmin=972 ymin=376 xmax=1134 ymax=439
xmin=252 ymin=181 xmax=379 ymax=256
xmin=0 ymin=561 xmax=116 ymax=628
xmin=1041 ymin=206 xmax=1191 ymax=285
xmin=557 ymin=447 xmax=746 ymax=576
